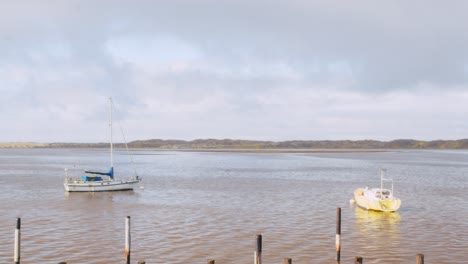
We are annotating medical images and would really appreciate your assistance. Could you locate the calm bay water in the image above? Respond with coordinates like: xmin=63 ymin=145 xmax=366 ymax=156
xmin=0 ymin=148 xmax=467 ymax=263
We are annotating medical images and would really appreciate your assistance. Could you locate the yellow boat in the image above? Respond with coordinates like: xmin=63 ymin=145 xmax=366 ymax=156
xmin=353 ymin=169 xmax=401 ymax=212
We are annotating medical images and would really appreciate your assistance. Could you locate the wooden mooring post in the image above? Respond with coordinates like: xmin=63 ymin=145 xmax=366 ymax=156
xmin=254 ymin=234 xmax=262 ymax=264
xmin=14 ymin=218 xmax=21 ymax=264
xmin=12 ymin=214 xmax=426 ymax=263
xmin=125 ymin=216 xmax=131 ymax=264
xmin=416 ymin=254 xmax=424 ymax=264
xmin=336 ymin=207 xmax=341 ymax=262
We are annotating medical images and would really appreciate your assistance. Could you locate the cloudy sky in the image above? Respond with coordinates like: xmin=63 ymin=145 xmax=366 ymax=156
xmin=1 ymin=0 xmax=468 ymax=143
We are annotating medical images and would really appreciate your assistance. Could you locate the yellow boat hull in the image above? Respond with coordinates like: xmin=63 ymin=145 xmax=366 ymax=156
xmin=354 ymin=188 xmax=401 ymax=212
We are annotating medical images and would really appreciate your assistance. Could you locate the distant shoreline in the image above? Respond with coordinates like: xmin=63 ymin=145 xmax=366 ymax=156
xmin=2 ymin=138 xmax=468 ymax=149
xmin=0 ymin=142 xmax=49 ymax=148
xmin=165 ymin=149 xmax=389 ymax=154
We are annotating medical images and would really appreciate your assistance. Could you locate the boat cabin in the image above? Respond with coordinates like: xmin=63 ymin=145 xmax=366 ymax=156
xmin=81 ymin=175 xmax=103 ymax=181
xmin=371 ymin=188 xmax=392 ymax=199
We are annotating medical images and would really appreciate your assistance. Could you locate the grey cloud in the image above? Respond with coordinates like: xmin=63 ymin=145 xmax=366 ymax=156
xmin=3 ymin=1 xmax=468 ymax=92
xmin=1 ymin=1 xmax=468 ymax=141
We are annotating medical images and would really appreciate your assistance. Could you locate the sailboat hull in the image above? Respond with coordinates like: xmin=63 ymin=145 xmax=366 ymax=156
xmin=354 ymin=188 xmax=401 ymax=212
xmin=64 ymin=179 xmax=140 ymax=192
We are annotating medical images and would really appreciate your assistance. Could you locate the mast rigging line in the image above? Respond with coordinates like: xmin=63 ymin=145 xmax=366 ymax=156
xmin=109 ymin=98 xmax=138 ymax=178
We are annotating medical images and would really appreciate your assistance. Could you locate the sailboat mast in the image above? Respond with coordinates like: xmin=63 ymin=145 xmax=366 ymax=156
xmin=110 ymin=97 xmax=113 ymax=168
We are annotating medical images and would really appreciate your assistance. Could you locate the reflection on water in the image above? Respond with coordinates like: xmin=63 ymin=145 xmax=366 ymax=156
xmin=353 ymin=206 xmax=401 ymax=247
xmin=354 ymin=206 xmax=401 ymax=228
xmin=63 ymin=189 xmax=137 ymax=200
xmin=349 ymin=207 xmax=403 ymax=263
xmin=0 ymin=148 xmax=467 ymax=263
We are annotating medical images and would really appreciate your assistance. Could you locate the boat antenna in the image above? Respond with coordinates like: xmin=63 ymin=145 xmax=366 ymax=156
xmin=380 ymin=168 xmax=386 ymax=193
xmin=110 ymin=97 xmax=114 ymax=168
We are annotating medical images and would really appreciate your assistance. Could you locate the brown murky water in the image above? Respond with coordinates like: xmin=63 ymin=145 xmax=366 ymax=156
xmin=0 ymin=149 xmax=466 ymax=263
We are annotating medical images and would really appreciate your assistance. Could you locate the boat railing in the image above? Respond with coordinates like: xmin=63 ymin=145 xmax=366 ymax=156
xmin=380 ymin=169 xmax=395 ymax=199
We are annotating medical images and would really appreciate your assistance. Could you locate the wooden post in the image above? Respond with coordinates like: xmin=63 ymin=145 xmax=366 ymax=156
xmin=355 ymin=256 xmax=363 ymax=263
xmin=207 ymin=259 xmax=215 ymax=264
xmin=254 ymin=234 xmax=262 ymax=264
xmin=125 ymin=216 xmax=131 ymax=264
xmin=283 ymin=257 xmax=292 ymax=264
xmin=14 ymin=218 xmax=20 ymax=264
xmin=336 ymin=208 xmax=341 ymax=262
xmin=416 ymin=254 xmax=424 ymax=264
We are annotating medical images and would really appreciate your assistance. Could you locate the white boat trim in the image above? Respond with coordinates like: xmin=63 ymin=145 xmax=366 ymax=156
xmin=64 ymin=178 xmax=140 ymax=192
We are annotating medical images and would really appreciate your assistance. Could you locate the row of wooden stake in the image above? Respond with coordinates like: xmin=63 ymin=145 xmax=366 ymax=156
xmin=13 ymin=208 xmax=425 ymax=263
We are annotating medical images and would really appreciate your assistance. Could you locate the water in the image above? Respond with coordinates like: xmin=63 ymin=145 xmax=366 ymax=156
xmin=0 ymin=148 xmax=467 ymax=263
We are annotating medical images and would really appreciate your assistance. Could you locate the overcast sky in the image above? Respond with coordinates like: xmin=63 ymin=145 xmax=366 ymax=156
xmin=1 ymin=0 xmax=468 ymax=143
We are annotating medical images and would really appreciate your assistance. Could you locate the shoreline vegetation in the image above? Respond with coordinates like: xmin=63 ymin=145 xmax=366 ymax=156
xmin=0 ymin=142 xmax=49 ymax=148
xmin=1 ymin=138 xmax=468 ymax=150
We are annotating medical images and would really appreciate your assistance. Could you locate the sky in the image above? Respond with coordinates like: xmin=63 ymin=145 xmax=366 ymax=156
xmin=1 ymin=0 xmax=468 ymax=143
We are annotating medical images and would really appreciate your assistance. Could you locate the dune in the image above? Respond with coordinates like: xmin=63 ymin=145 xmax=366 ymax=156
xmin=0 ymin=142 xmax=49 ymax=148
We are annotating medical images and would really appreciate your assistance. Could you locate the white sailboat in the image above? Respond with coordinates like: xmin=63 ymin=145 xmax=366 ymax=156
xmin=64 ymin=98 xmax=141 ymax=192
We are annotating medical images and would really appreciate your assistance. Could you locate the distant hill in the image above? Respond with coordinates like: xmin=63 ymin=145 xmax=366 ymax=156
xmin=126 ymin=138 xmax=468 ymax=149
xmin=2 ymin=139 xmax=468 ymax=149
xmin=0 ymin=142 xmax=49 ymax=148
